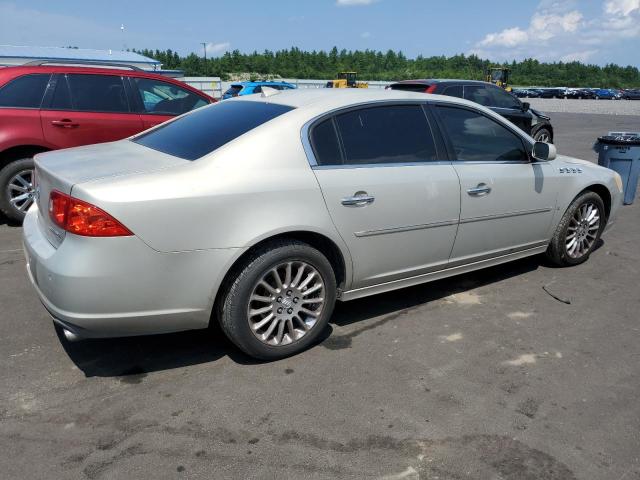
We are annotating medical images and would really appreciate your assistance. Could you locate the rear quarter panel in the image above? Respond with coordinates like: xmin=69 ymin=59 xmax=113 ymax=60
xmin=71 ymin=115 xmax=353 ymax=283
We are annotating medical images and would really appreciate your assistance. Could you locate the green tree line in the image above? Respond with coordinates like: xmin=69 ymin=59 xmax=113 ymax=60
xmin=133 ymin=47 xmax=640 ymax=88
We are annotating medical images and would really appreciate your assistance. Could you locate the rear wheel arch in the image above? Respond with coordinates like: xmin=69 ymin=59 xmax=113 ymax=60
xmin=210 ymin=231 xmax=349 ymax=327
xmin=0 ymin=145 xmax=50 ymax=169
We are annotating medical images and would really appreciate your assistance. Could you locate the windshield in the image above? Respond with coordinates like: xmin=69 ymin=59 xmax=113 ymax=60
xmin=133 ymin=100 xmax=294 ymax=160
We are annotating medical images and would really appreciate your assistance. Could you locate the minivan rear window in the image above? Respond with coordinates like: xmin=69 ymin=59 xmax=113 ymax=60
xmin=133 ymin=100 xmax=294 ymax=160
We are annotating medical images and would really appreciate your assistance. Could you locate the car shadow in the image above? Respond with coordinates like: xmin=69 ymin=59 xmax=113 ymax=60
xmin=0 ymin=213 xmax=21 ymax=227
xmin=330 ymin=256 xmax=540 ymax=330
xmin=59 ymin=256 xmax=542 ymax=378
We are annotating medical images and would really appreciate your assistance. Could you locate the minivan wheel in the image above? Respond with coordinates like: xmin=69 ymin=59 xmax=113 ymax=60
xmin=546 ymin=191 xmax=605 ymax=267
xmin=0 ymin=158 xmax=36 ymax=223
xmin=219 ymin=239 xmax=337 ymax=360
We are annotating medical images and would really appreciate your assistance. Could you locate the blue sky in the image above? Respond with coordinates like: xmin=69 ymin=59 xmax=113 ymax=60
xmin=1 ymin=1 xmax=639 ymax=66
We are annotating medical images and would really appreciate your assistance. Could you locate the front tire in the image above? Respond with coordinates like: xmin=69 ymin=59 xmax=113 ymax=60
xmin=0 ymin=158 xmax=36 ymax=223
xmin=218 ymin=240 xmax=337 ymax=360
xmin=546 ymin=192 xmax=605 ymax=267
xmin=533 ymin=127 xmax=552 ymax=144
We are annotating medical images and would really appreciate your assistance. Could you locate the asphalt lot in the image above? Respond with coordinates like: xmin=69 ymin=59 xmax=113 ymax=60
xmin=1 ymin=113 xmax=639 ymax=480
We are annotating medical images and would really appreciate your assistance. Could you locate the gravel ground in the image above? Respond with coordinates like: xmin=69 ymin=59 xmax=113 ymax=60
xmin=528 ymin=98 xmax=640 ymax=117
xmin=1 ymin=113 xmax=639 ymax=480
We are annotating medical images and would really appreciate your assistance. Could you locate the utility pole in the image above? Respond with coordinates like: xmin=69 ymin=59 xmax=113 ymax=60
xmin=201 ymin=42 xmax=208 ymax=76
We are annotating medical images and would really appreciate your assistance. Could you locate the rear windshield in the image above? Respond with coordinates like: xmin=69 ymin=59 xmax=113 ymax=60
xmin=389 ymin=83 xmax=429 ymax=93
xmin=133 ymin=100 xmax=294 ymax=160
xmin=223 ymin=85 xmax=242 ymax=96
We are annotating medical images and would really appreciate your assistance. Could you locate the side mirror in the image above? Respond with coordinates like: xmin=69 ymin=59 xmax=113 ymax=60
xmin=521 ymin=101 xmax=530 ymax=111
xmin=532 ymin=141 xmax=557 ymax=162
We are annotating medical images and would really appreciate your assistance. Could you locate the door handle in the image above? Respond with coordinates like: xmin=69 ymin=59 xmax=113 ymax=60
xmin=51 ymin=119 xmax=79 ymax=128
xmin=466 ymin=184 xmax=492 ymax=196
xmin=341 ymin=192 xmax=375 ymax=207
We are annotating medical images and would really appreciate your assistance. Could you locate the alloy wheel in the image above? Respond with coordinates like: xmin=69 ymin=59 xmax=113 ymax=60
xmin=7 ymin=169 xmax=35 ymax=212
xmin=247 ymin=261 xmax=326 ymax=346
xmin=565 ymin=202 xmax=600 ymax=259
xmin=535 ymin=131 xmax=551 ymax=143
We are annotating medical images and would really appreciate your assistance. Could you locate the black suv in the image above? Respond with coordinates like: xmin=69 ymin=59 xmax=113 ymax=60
xmin=388 ymin=79 xmax=554 ymax=143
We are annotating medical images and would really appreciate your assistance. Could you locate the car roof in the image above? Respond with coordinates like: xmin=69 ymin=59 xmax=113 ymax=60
xmin=0 ymin=65 xmax=213 ymax=99
xmin=391 ymin=79 xmax=494 ymax=87
xmin=232 ymin=87 xmax=485 ymax=112
xmin=234 ymin=81 xmax=295 ymax=87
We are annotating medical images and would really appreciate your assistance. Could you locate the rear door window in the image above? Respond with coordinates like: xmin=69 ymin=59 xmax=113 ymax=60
xmin=331 ymin=104 xmax=437 ymax=165
xmin=133 ymin=100 xmax=294 ymax=160
xmin=66 ymin=74 xmax=130 ymax=112
xmin=49 ymin=75 xmax=72 ymax=110
xmin=435 ymin=105 xmax=528 ymax=162
xmin=310 ymin=118 xmax=342 ymax=166
xmin=0 ymin=74 xmax=50 ymax=108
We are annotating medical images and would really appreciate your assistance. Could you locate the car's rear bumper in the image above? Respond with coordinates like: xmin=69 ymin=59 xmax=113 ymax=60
xmin=22 ymin=205 xmax=241 ymax=339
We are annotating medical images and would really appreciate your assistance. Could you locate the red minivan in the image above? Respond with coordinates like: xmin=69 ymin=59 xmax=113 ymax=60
xmin=0 ymin=63 xmax=215 ymax=222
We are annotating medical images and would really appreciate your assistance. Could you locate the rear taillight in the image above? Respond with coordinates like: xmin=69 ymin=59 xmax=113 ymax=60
xmin=48 ymin=190 xmax=132 ymax=237
xmin=425 ymin=85 xmax=437 ymax=94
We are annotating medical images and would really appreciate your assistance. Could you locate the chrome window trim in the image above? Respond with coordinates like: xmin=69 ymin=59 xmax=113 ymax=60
xmin=311 ymin=160 xmax=452 ymax=170
xmin=300 ymin=99 xmax=446 ymax=169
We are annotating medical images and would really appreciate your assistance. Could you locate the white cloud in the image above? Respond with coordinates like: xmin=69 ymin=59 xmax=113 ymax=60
xmin=360 ymin=31 xmax=372 ymax=39
xmin=604 ymin=0 xmax=640 ymax=16
xmin=479 ymin=27 xmax=529 ymax=47
xmin=336 ymin=0 xmax=376 ymax=6
xmin=470 ymin=0 xmax=639 ymax=63
xmin=205 ymin=42 xmax=230 ymax=55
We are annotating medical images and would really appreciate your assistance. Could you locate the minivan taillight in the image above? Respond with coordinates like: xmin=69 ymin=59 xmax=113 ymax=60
xmin=425 ymin=84 xmax=437 ymax=93
xmin=48 ymin=190 xmax=132 ymax=237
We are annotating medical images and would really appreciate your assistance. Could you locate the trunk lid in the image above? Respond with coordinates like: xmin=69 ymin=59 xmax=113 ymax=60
xmin=34 ymin=140 xmax=186 ymax=247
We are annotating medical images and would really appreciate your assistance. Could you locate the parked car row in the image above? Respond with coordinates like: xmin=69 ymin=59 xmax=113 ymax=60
xmin=2 ymin=68 xmax=561 ymax=223
xmin=513 ymin=87 xmax=640 ymax=100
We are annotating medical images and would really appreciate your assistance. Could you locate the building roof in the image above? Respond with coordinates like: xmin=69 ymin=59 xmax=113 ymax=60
xmin=0 ymin=45 xmax=159 ymax=65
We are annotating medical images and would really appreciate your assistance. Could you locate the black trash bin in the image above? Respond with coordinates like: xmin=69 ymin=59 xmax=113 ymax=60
xmin=595 ymin=132 xmax=640 ymax=205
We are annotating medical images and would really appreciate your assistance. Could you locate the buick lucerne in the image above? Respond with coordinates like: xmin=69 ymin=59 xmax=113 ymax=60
xmin=23 ymin=89 xmax=623 ymax=359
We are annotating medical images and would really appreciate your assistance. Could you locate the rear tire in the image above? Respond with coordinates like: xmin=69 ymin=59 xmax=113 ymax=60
xmin=218 ymin=239 xmax=337 ymax=360
xmin=0 ymin=158 xmax=35 ymax=223
xmin=546 ymin=192 xmax=606 ymax=267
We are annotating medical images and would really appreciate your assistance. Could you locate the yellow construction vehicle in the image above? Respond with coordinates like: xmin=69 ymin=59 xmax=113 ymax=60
xmin=325 ymin=71 xmax=368 ymax=89
xmin=486 ymin=66 xmax=511 ymax=91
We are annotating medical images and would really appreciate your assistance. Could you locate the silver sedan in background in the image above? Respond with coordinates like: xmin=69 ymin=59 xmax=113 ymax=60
xmin=23 ymin=89 xmax=623 ymax=359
